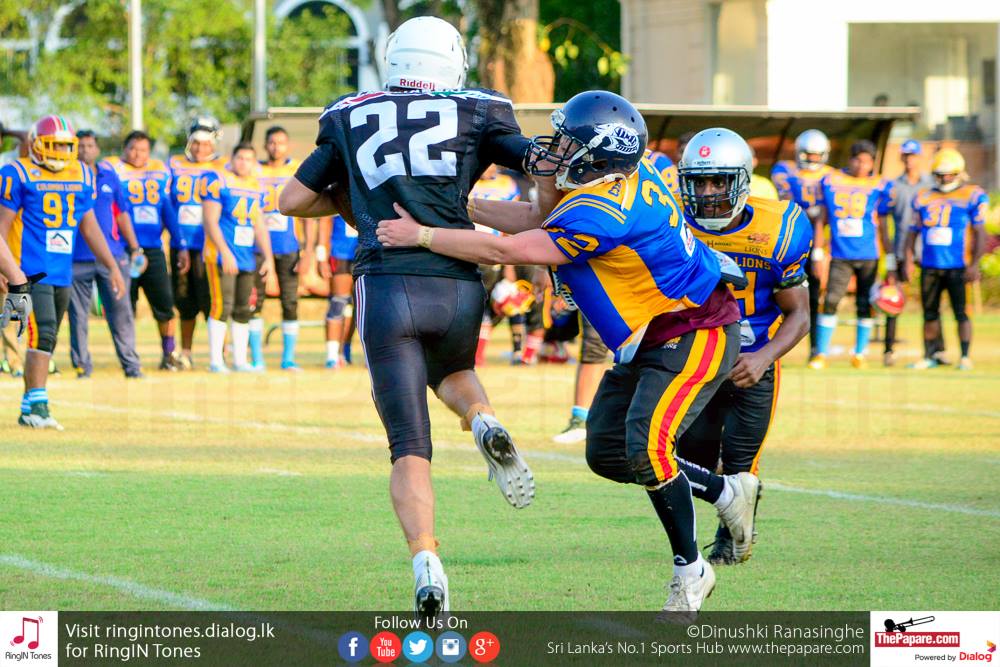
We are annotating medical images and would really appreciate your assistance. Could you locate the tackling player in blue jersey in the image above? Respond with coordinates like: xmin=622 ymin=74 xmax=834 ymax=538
xmin=810 ymin=140 xmax=894 ymax=369
xmin=0 ymin=115 xmax=125 ymax=430
xmin=677 ymin=128 xmax=811 ymax=565
xmin=904 ymin=148 xmax=987 ymax=371
xmin=377 ymin=91 xmax=762 ymax=615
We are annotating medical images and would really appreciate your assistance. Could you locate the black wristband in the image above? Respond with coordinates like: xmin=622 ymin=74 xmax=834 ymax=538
xmin=8 ymin=282 xmax=30 ymax=294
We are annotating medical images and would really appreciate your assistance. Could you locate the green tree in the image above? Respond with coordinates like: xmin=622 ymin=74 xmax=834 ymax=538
xmin=539 ymin=0 xmax=624 ymax=101
xmin=0 ymin=0 xmax=352 ymax=147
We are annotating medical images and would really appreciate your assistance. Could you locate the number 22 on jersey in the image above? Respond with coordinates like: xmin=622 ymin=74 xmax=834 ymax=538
xmin=351 ymin=99 xmax=459 ymax=189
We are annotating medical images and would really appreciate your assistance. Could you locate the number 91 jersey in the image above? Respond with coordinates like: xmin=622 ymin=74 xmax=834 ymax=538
xmin=295 ymin=88 xmax=530 ymax=280
xmin=0 ymin=157 xmax=96 ymax=286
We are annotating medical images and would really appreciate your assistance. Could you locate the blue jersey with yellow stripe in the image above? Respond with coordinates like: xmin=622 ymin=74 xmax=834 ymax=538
xmin=258 ymin=158 xmax=300 ymax=256
xmin=0 ymin=157 xmax=96 ymax=286
xmin=688 ymin=197 xmax=812 ymax=352
xmin=647 ymin=150 xmax=680 ymax=198
xmin=817 ymin=170 xmax=892 ymax=260
xmin=113 ymin=158 xmax=182 ymax=250
xmin=330 ymin=214 xmax=358 ymax=261
xmin=200 ymin=170 xmax=263 ymax=272
xmin=543 ymin=158 xmax=721 ymax=361
xmin=771 ymin=160 xmax=834 ymax=211
xmin=168 ymin=155 xmax=227 ymax=251
xmin=911 ymin=184 xmax=988 ymax=270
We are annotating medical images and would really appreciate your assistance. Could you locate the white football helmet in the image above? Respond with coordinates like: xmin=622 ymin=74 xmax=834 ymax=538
xmin=794 ymin=129 xmax=830 ymax=171
xmin=384 ymin=17 xmax=468 ymax=91
xmin=678 ymin=128 xmax=753 ymax=231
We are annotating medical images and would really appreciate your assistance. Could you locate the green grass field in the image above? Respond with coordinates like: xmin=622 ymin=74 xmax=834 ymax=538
xmin=1 ymin=304 xmax=998 ymax=612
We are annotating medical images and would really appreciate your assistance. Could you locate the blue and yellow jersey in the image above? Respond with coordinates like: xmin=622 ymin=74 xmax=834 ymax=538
xmin=647 ymin=150 xmax=680 ymax=198
xmin=199 ymin=169 xmax=263 ymax=272
xmin=688 ymin=197 xmax=812 ymax=352
xmin=330 ymin=215 xmax=358 ymax=261
xmin=73 ymin=161 xmax=130 ymax=262
xmin=911 ymin=184 xmax=988 ymax=270
xmin=542 ymin=158 xmax=721 ymax=362
xmin=168 ymin=155 xmax=226 ymax=251
xmin=470 ymin=172 xmax=520 ymax=236
xmin=0 ymin=157 xmax=96 ymax=287
xmin=817 ymin=170 xmax=892 ymax=260
xmin=258 ymin=158 xmax=301 ymax=256
xmin=772 ymin=160 xmax=834 ymax=211
xmin=114 ymin=158 xmax=181 ymax=250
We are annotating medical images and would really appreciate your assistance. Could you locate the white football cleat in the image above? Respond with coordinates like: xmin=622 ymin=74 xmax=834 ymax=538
xmin=659 ymin=560 xmax=716 ymax=620
xmin=472 ymin=413 xmax=535 ymax=509
xmin=552 ymin=415 xmax=586 ymax=444
xmin=717 ymin=472 xmax=760 ymax=563
xmin=18 ymin=403 xmax=64 ymax=431
xmin=413 ymin=560 xmax=449 ymax=620
xmin=958 ymin=356 xmax=974 ymax=371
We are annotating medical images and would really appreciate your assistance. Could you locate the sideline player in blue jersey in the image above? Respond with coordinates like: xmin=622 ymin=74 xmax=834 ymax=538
xmin=114 ymin=130 xmax=188 ymax=371
xmin=810 ymin=140 xmax=894 ymax=369
xmin=771 ymin=129 xmax=834 ymax=358
xmin=201 ymin=143 xmax=276 ymax=373
xmin=316 ymin=213 xmax=358 ymax=368
xmin=905 ymin=148 xmax=987 ymax=371
xmin=68 ymin=130 xmax=143 ymax=379
xmin=0 ymin=115 xmax=125 ymax=430
xmin=377 ymin=91 xmax=762 ymax=615
xmin=677 ymin=128 xmax=812 ymax=565
xmin=254 ymin=126 xmax=304 ymax=370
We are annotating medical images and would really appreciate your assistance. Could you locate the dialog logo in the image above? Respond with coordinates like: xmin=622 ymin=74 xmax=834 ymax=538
xmin=370 ymin=631 xmax=401 ymax=663
xmin=436 ymin=631 xmax=467 ymax=663
xmin=402 ymin=630 xmax=433 ymax=663
xmin=337 ymin=631 xmax=369 ymax=663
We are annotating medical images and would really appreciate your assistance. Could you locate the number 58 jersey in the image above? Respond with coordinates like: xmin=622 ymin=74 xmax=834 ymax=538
xmin=294 ymin=88 xmax=530 ymax=280
xmin=0 ymin=157 xmax=96 ymax=286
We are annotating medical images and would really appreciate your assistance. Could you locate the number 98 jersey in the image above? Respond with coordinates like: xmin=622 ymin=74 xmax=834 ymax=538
xmin=295 ymin=88 xmax=530 ymax=280
xmin=0 ymin=157 xmax=96 ymax=286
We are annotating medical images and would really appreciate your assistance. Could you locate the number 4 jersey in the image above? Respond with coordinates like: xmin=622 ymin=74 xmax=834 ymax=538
xmin=295 ymin=88 xmax=530 ymax=280
xmin=0 ymin=157 xmax=96 ymax=286
xmin=688 ymin=197 xmax=813 ymax=352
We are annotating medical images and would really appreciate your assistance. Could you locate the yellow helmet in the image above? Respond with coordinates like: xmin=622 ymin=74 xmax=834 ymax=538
xmin=931 ymin=148 xmax=965 ymax=175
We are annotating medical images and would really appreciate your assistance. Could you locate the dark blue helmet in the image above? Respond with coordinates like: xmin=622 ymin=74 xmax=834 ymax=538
xmin=526 ymin=90 xmax=647 ymax=190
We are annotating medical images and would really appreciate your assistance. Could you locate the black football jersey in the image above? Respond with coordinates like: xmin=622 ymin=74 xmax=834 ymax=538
xmin=295 ymin=88 xmax=530 ymax=279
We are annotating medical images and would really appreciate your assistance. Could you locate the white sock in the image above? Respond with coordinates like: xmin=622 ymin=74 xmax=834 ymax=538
xmin=207 ymin=318 xmax=227 ymax=368
xmin=248 ymin=317 xmax=264 ymax=334
xmin=282 ymin=320 xmax=300 ymax=336
xmin=713 ymin=477 xmax=734 ymax=510
xmin=326 ymin=340 xmax=340 ymax=362
xmin=412 ymin=550 xmax=444 ymax=580
xmin=231 ymin=321 xmax=250 ymax=367
xmin=674 ymin=554 xmax=704 ymax=578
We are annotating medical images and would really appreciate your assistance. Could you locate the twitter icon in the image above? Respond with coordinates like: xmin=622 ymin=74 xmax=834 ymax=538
xmin=402 ymin=631 xmax=434 ymax=663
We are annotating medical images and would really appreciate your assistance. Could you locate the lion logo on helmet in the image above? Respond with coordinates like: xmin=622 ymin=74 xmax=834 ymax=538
xmin=593 ymin=123 xmax=641 ymax=155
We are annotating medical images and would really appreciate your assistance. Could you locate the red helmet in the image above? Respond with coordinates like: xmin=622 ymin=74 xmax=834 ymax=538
xmin=29 ymin=115 xmax=77 ymax=172
xmin=872 ymin=282 xmax=905 ymax=316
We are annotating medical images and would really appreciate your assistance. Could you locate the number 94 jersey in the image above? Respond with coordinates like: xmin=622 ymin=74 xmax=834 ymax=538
xmin=0 ymin=157 xmax=96 ymax=287
xmin=688 ymin=197 xmax=813 ymax=352
xmin=295 ymin=88 xmax=530 ymax=280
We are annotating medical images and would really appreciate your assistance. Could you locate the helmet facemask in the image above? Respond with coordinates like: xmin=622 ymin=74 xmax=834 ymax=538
xmin=797 ymin=151 xmax=828 ymax=172
xmin=526 ymin=110 xmax=630 ymax=191
xmin=31 ymin=133 xmax=77 ymax=173
xmin=679 ymin=169 xmax=750 ymax=231
xmin=934 ymin=171 xmax=962 ymax=193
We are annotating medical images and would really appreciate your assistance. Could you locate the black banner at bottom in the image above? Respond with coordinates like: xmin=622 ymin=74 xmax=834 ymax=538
xmin=46 ymin=611 xmax=869 ymax=666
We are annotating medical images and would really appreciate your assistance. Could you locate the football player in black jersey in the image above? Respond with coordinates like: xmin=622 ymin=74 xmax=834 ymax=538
xmin=280 ymin=16 xmax=536 ymax=617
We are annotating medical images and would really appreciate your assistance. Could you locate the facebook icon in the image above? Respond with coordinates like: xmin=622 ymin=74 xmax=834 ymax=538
xmin=337 ymin=631 xmax=369 ymax=663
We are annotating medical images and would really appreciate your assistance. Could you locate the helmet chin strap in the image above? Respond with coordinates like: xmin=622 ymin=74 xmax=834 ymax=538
xmin=936 ymin=177 xmax=961 ymax=193
xmin=556 ymin=170 xmax=627 ymax=192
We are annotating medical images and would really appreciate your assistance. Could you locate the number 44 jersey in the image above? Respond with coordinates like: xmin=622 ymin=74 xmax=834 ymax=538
xmin=295 ymin=88 xmax=530 ymax=280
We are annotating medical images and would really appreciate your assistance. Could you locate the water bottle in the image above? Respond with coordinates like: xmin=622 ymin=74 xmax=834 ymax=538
xmin=129 ymin=250 xmax=148 ymax=279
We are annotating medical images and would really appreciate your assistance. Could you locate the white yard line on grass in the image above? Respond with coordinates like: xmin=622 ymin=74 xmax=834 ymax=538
xmin=31 ymin=401 xmax=1000 ymax=520
xmin=0 ymin=554 xmax=233 ymax=610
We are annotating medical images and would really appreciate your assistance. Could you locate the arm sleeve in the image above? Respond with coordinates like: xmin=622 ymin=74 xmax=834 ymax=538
xmin=776 ymin=204 xmax=813 ymax=288
xmin=0 ymin=165 xmax=23 ymax=213
xmin=480 ymin=98 xmax=530 ymax=173
xmin=112 ymin=171 xmax=133 ymax=215
xmin=970 ymin=189 xmax=988 ymax=227
xmin=877 ymin=180 xmax=894 ymax=216
xmin=770 ymin=163 xmax=793 ymax=201
xmin=542 ymin=204 xmax=618 ymax=264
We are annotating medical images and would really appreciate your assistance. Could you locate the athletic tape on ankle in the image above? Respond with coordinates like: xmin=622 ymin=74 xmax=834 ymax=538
xmin=460 ymin=402 xmax=495 ymax=432
xmin=408 ymin=534 xmax=439 ymax=556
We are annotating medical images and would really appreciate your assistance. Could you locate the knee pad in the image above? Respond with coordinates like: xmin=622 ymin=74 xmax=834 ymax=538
xmin=326 ymin=295 xmax=349 ymax=321
xmin=923 ymin=310 xmax=941 ymax=323
xmin=33 ymin=326 xmax=57 ymax=353
xmin=954 ymin=309 xmax=969 ymax=323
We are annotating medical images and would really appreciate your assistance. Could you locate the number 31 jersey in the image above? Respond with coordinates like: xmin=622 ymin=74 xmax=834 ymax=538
xmin=295 ymin=88 xmax=530 ymax=280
